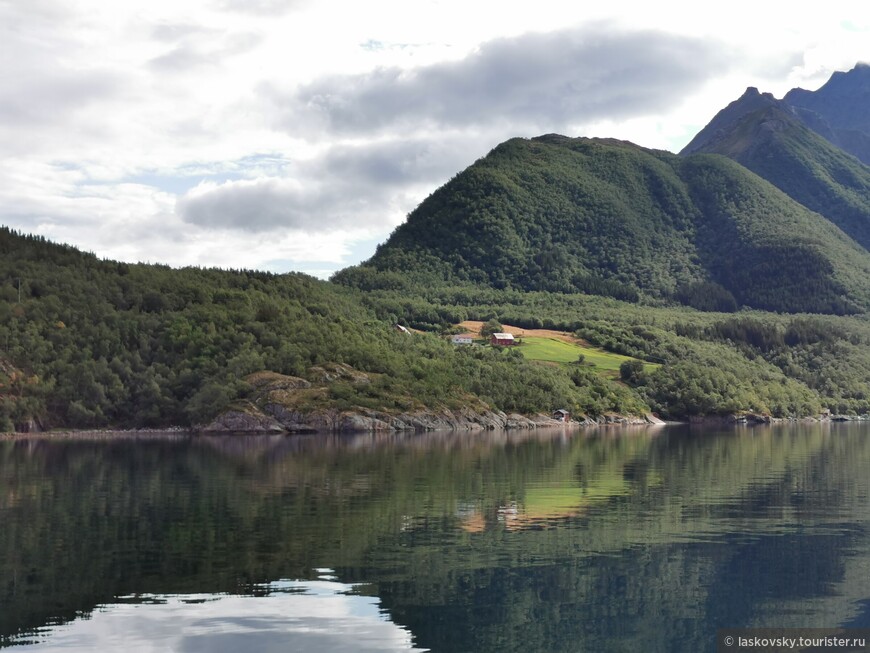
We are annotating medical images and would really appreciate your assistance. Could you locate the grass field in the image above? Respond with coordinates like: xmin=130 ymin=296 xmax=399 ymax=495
xmin=517 ymin=336 xmax=658 ymax=374
xmin=456 ymin=322 xmax=658 ymax=376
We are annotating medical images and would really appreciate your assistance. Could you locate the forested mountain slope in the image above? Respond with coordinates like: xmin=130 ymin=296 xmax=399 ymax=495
xmin=0 ymin=228 xmax=647 ymax=431
xmin=340 ymin=134 xmax=870 ymax=314
xmin=6 ymin=221 xmax=865 ymax=429
xmin=681 ymin=93 xmax=870 ymax=251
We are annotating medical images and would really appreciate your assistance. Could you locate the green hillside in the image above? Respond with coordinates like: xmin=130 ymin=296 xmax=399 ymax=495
xmin=341 ymin=135 xmax=870 ymax=314
xmin=682 ymin=104 xmax=870 ymax=251
xmin=0 ymin=227 xmax=649 ymax=431
xmin=7 ymin=220 xmax=867 ymax=428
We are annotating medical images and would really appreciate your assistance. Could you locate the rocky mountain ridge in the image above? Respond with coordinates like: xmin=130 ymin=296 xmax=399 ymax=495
xmin=684 ymin=63 xmax=870 ymax=165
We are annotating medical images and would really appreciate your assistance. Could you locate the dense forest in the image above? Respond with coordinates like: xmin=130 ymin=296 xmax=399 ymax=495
xmin=5 ymin=216 xmax=870 ymax=432
xmin=346 ymin=283 xmax=870 ymax=418
xmin=0 ymin=228 xmax=649 ymax=431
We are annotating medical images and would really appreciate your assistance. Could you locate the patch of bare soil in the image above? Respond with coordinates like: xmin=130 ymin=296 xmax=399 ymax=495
xmin=458 ymin=321 xmax=590 ymax=346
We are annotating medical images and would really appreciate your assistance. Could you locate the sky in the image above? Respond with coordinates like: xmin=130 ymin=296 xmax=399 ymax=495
xmin=2 ymin=0 xmax=869 ymax=278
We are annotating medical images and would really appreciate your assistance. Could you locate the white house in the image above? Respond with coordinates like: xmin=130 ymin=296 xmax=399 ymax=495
xmin=451 ymin=333 xmax=475 ymax=345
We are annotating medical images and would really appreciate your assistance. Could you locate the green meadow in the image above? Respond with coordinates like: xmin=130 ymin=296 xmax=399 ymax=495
xmin=517 ymin=336 xmax=658 ymax=375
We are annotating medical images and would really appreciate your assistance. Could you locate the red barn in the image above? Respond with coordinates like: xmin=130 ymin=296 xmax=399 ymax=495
xmin=490 ymin=333 xmax=515 ymax=346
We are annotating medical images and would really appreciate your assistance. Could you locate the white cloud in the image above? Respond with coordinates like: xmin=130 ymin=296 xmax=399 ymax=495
xmin=213 ymin=0 xmax=307 ymax=15
xmin=267 ymin=25 xmax=729 ymax=137
xmin=177 ymin=176 xmax=389 ymax=233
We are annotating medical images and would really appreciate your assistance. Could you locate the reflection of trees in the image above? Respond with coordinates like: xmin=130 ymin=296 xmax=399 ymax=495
xmin=2 ymin=424 xmax=870 ymax=651
xmin=372 ymin=424 xmax=870 ymax=652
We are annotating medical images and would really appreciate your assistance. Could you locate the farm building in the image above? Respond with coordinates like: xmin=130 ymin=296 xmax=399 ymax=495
xmin=451 ymin=334 xmax=475 ymax=345
xmin=491 ymin=333 xmax=515 ymax=346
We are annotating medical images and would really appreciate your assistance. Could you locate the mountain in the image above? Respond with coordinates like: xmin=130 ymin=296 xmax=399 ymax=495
xmin=342 ymin=134 xmax=870 ymax=314
xmin=681 ymin=86 xmax=785 ymax=156
xmin=681 ymin=93 xmax=870 ymax=250
xmin=784 ymin=62 xmax=870 ymax=164
xmin=686 ymin=63 xmax=870 ymax=166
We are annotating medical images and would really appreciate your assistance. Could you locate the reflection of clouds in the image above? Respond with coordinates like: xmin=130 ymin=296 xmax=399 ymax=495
xmin=14 ymin=579 xmax=427 ymax=652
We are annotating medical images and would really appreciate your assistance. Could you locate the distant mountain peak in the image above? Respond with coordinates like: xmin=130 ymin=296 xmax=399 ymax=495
xmin=682 ymin=63 xmax=870 ymax=257
xmin=839 ymin=61 xmax=870 ymax=77
xmin=791 ymin=63 xmax=870 ymax=97
xmin=778 ymin=64 xmax=870 ymax=159
xmin=688 ymin=63 xmax=870 ymax=165
xmin=740 ymin=86 xmax=776 ymax=101
xmin=680 ymin=87 xmax=784 ymax=155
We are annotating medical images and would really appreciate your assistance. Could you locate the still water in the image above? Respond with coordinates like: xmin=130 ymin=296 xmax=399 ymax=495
xmin=2 ymin=423 xmax=870 ymax=652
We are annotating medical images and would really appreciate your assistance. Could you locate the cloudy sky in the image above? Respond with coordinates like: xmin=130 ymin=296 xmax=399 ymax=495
xmin=3 ymin=0 xmax=869 ymax=277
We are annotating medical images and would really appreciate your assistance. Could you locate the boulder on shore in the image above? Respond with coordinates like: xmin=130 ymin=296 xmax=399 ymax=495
xmin=200 ymin=403 xmax=285 ymax=433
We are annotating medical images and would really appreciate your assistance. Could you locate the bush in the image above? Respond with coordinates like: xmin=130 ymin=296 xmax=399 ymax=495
xmin=619 ymin=360 xmax=645 ymax=385
xmin=480 ymin=318 xmax=504 ymax=338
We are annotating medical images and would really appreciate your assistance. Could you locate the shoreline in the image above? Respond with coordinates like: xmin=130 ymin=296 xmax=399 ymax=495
xmin=0 ymin=428 xmax=194 ymax=441
xmin=2 ymin=411 xmax=865 ymax=440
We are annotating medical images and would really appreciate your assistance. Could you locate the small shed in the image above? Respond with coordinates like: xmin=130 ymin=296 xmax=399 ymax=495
xmin=451 ymin=333 xmax=475 ymax=345
xmin=553 ymin=409 xmax=570 ymax=422
xmin=490 ymin=332 xmax=515 ymax=346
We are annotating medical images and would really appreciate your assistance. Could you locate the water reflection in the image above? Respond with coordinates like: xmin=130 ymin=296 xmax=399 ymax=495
xmin=2 ymin=423 xmax=870 ymax=652
xmin=10 ymin=577 xmax=425 ymax=652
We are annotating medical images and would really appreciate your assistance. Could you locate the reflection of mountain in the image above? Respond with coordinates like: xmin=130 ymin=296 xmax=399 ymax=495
xmin=371 ymin=427 xmax=870 ymax=652
xmin=3 ymin=425 xmax=870 ymax=652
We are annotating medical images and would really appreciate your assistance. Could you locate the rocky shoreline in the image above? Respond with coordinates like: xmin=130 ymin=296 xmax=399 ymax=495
xmin=4 ymin=411 xmax=867 ymax=437
xmin=687 ymin=412 xmax=870 ymax=425
xmin=199 ymin=404 xmax=870 ymax=435
xmin=199 ymin=404 xmax=667 ymax=434
xmin=196 ymin=366 xmax=670 ymax=434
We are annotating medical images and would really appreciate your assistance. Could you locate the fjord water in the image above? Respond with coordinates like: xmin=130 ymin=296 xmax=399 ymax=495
xmin=2 ymin=424 xmax=870 ymax=652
